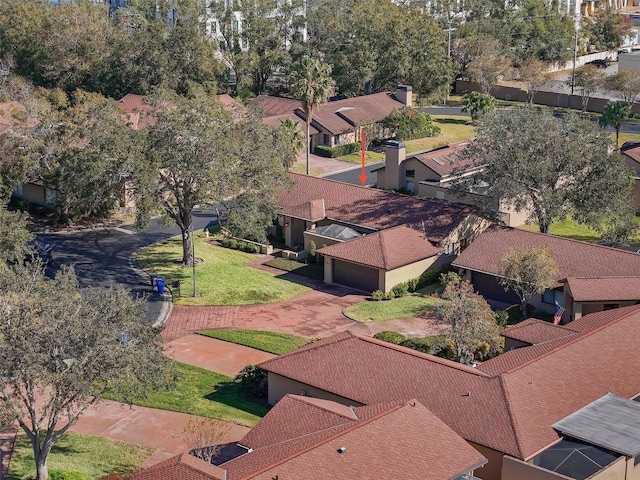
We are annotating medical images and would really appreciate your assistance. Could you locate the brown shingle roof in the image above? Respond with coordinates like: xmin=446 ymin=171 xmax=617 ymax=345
xmin=259 ymin=305 xmax=640 ymax=460
xmin=500 ymin=318 xmax=579 ymax=345
xmin=452 ymin=225 xmax=640 ymax=287
xmin=564 ymin=276 xmax=640 ymax=302
xmin=412 ymin=142 xmax=477 ymax=178
xmin=307 ymin=92 xmax=404 ymax=135
xmin=281 ymin=198 xmax=325 ymax=222
xmin=249 ymin=95 xmax=302 ymax=116
xmin=127 ymin=452 xmax=226 ymax=480
xmin=262 ymin=112 xmax=320 ymax=135
xmin=622 ymin=143 xmax=640 ymax=167
xmin=317 ymin=225 xmax=442 ymax=270
xmin=224 ymin=396 xmax=486 ymax=480
xmin=279 ymin=174 xmax=472 ymax=242
xmin=117 ymin=94 xmax=155 ymax=130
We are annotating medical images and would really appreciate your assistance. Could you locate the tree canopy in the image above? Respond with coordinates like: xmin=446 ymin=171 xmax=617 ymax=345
xmin=462 ymin=108 xmax=635 ymax=237
xmin=0 ymin=263 xmax=171 ymax=480
xmin=498 ymin=246 xmax=559 ymax=317
xmin=583 ymin=7 xmax=635 ymax=52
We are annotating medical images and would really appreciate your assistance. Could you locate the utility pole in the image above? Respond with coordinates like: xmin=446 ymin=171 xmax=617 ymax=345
xmin=191 ymin=224 xmax=197 ymax=298
xmin=444 ymin=19 xmax=456 ymax=104
xmin=571 ymin=33 xmax=578 ymax=96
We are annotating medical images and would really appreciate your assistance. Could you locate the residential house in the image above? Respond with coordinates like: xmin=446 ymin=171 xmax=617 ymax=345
xmin=451 ymin=225 xmax=640 ymax=321
xmin=258 ymin=304 xmax=640 ymax=480
xmin=374 ymin=141 xmax=530 ymax=227
xmin=621 ymin=141 xmax=640 ymax=208
xmin=278 ymin=173 xmax=491 ymax=293
xmin=251 ymin=85 xmax=413 ymax=153
xmin=129 ymin=395 xmax=487 ymax=480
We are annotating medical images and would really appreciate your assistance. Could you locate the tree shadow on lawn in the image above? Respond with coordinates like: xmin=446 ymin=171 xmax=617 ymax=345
xmin=205 ymin=380 xmax=270 ymax=417
xmin=434 ymin=117 xmax=471 ymax=125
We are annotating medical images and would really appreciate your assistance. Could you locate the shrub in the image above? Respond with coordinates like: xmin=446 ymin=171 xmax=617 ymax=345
xmin=374 ymin=331 xmax=407 ymax=344
xmin=400 ymin=337 xmax=434 ymax=354
xmin=234 ymin=365 xmax=267 ymax=398
xmin=494 ymin=310 xmax=509 ymax=326
xmin=371 ymin=290 xmax=385 ymax=301
xmin=392 ymin=282 xmax=409 ymax=298
xmin=417 ymin=266 xmax=451 ymax=289
xmin=49 ymin=471 xmax=88 ymax=480
xmin=314 ymin=142 xmax=362 ymax=158
xmin=307 ymin=241 xmax=317 ymax=264
xmin=382 ymin=107 xmax=441 ymax=141
xmin=383 ymin=290 xmax=396 ymax=300
xmin=220 ymin=237 xmax=259 ymax=254
xmin=407 ymin=277 xmax=419 ymax=293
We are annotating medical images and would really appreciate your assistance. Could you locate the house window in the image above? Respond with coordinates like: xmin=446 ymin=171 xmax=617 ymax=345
xmin=542 ymin=288 xmax=563 ymax=305
xmin=635 ymin=455 xmax=640 ymax=467
xmin=323 ymin=134 xmax=329 ymax=145
xmin=333 ymin=135 xmax=340 ymax=146
xmin=406 ymin=170 xmax=415 ymax=178
xmin=443 ymin=243 xmax=454 ymax=255
xmin=406 ymin=181 xmax=415 ymax=193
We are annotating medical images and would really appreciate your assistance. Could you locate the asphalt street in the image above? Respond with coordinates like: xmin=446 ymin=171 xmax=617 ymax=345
xmin=37 ymin=210 xmax=218 ymax=323
xmin=323 ymin=162 xmax=382 ymax=185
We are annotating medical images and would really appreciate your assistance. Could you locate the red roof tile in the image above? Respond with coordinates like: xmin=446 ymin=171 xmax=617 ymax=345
xmin=219 ymin=395 xmax=485 ymax=480
xmin=281 ymin=198 xmax=325 ymax=222
xmin=259 ymin=306 xmax=640 ymax=460
xmin=500 ymin=318 xmax=578 ymax=345
xmin=117 ymin=94 xmax=155 ymax=130
xmin=280 ymin=174 xmax=473 ymax=242
xmin=564 ymin=276 xmax=640 ymax=302
xmin=127 ymin=452 xmax=226 ymax=480
xmin=317 ymin=225 xmax=442 ymax=270
xmin=412 ymin=142 xmax=477 ymax=178
xmin=452 ymin=225 xmax=640 ymax=287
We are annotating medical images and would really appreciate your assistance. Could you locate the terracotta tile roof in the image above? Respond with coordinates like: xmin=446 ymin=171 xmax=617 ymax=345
xmin=411 ymin=142 xmax=477 ymax=178
xmin=117 ymin=94 xmax=155 ymax=130
xmin=249 ymin=95 xmax=302 ymax=116
xmin=279 ymin=174 xmax=473 ymax=242
xmin=317 ymin=225 xmax=442 ymax=270
xmin=259 ymin=306 xmax=640 ymax=460
xmin=222 ymin=395 xmax=485 ymax=480
xmin=307 ymin=92 xmax=404 ymax=135
xmin=564 ymin=276 xmax=640 ymax=302
xmin=127 ymin=452 xmax=226 ymax=480
xmin=500 ymin=318 xmax=579 ymax=345
xmin=281 ymin=198 xmax=325 ymax=222
xmin=452 ymin=225 xmax=640 ymax=287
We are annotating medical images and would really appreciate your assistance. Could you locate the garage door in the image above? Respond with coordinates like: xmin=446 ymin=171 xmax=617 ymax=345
xmin=333 ymin=260 xmax=380 ymax=293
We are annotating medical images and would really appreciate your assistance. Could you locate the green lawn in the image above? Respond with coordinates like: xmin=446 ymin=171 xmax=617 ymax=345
xmin=7 ymin=432 xmax=155 ymax=480
xmin=518 ymin=216 xmax=640 ymax=245
xmin=615 ymin=132 xmax=640 ymax=146
xmin=137 ymin=235 xmax=311 ymax=306
xmin=405 ymin=115 xmax=475 ymax=154
xmin=263 ymin=257 xmax=324 ymax=280
xmin=198 ymin=329 xmax=310 ymax=355
xmin=291 ymin=163 xmax=322 ymax=176
xmin=105 ymin=360 xmax=268 ymax=427
xmin=343 ymin=285 xmax=443 ymax=322
xmin=337 ymin=150 xmax=385 ymax=164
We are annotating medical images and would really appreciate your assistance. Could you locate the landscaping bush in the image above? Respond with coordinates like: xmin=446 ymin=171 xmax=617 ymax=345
xmin=392 ymin=282 xmax=409 ymax=298
xmin=417 ymin=266 xmax=451 ymax=289
xmin=314 ymin=142 xmax=362 ymax=158
xmin=382 ymin=107 xmax=441 ymax=141
xmin=383 ymin=290 xmax=396 ymax=300
xmin=373 ymin=331 xmax=407 ymax=344
xmin=399 ymin=335 xmax=456 ymax=359
xmin=220 ymin=237 xmax=260 ymax=254
xmin=400 ymin=337 xmax=435 ymax=354
xmin=234 ymin=365 xmax=267 ymax=398
xmin=49 ymin=471 xmax=88 ymax=480
xmin=371 ymin=290 xmax=385 ymax=301
xmin=307 ymin=241 xmax=317 ymax=264
xmin=407 ymin=277 xmax=420 ymax=293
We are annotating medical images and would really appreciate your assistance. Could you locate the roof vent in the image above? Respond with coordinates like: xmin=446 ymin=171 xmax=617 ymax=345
xmin=337 ymin=447 xmax=346 ymax=454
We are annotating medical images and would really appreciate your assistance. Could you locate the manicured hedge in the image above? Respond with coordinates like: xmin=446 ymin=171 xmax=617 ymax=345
xmin=219 ymin=237 xmax=260 ymax=254
xmin=314 ymin=142 xmax=362 ymax=158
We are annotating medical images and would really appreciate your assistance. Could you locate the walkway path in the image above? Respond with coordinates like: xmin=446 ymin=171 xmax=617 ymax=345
xmin=0 ymin=427 xmax=17 ymax=480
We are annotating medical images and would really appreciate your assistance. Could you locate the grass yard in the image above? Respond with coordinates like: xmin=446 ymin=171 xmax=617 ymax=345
xmin=615 ymin=132 xmax=640 ymax=146
xmin=290 ymin=163 xmax=322 ymax=176
xmin=518 ymin=216 xmax=640 ymax=245
xmin=137 ymin=235 xmax=311 ymax=306
xmin=337 ymin=150 xmax=385 ymax=164
xmin=343 ymin=284 xmax=443 ymax=322
xmin=105 ymin=360 xmax=267 ymax=427
xmin=405 ymin=115 xmax=475 ymax=154
xmin=198 ymin=329 xmax=310 ymax=355
xmin=7 ymin=432 xmax=155 ymax=480
xmin=263 ymin=257 xmax=324 ymax=280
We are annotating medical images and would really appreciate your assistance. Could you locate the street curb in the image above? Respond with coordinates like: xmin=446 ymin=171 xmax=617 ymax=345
xmin=128 ymin=249 xmax=173 ymax=328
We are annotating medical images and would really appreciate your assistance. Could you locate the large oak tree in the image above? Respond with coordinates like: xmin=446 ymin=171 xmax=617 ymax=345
xmin=462 ymin=108 xmax=635 ymax=238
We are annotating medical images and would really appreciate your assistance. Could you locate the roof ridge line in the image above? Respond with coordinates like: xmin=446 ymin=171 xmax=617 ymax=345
xmin=359 ymin=335 xmax=490 ymax=377
xmin=286 ymin=394 xmax=358 ymax=420
xmin=236 ymin=403 xmax=406 ymax=480
xmin=498 ymin=376 xmax=526 ymax=459
xmin=502 ymin=306 xmax=640 ymax=375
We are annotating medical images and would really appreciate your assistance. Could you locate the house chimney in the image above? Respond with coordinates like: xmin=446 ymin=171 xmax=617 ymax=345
xmin=384 ymin=140 xmax=406 ymax=191
xmin=396 ymin=85 xmax=412 ymax=108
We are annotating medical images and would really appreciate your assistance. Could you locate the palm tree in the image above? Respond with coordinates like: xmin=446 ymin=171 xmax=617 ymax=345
xmin=599 ymin=101 xmax=631 ymax=149
xmin=278 ymin=117 xmax=306 ymax=168
xmin=289 ymin=56 xmax=335 ymax=175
